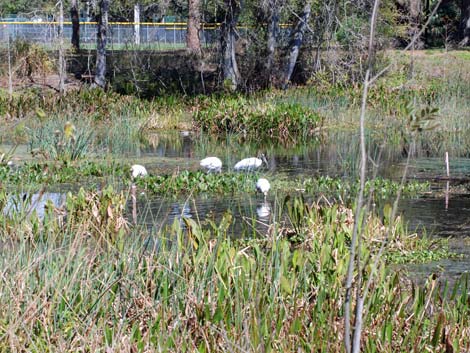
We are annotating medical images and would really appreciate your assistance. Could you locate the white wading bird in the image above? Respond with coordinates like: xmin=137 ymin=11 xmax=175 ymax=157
xmin=234 ymin=154 xmax=267 ymax=171
xmin=131 ymin=164 xmax=148 ymax=179
xmin=256 ymin=178 xmax=271 ymax=199
xmin=200 ymin=157 xmax=222 ymax=173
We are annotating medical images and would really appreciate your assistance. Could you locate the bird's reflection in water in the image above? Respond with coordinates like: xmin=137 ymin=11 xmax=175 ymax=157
xmin=256 ymin=201 xmax=271 ymax=220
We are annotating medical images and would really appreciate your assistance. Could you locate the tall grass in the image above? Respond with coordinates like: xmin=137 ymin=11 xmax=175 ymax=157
xmin=0 ymin=89 xmax=191 ymax=144
xmin=28 ymin=120 xmax=93 ymax=161
xmin=0 ymin=188 xmax=468 ymax=352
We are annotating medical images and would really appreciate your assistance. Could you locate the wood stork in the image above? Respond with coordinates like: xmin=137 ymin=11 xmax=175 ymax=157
xmin=200 ymin=157 xmax=222 ymax=173
xmin=234 ymin=154 xmax=267 ymax=171
xmin=131 ymin=164 xmax=148 ymax=179
xmin=256 ymin=178 xmax=271 ymax=199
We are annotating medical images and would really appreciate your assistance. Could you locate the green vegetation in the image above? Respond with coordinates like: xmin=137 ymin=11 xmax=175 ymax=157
xmin=0 ymin=88 xmax=187 ymax=124
xmin=287 ymin=175 xmax=429 ymax=201
xmin=1 ymin=159 xmax=429 ymax=200
xmin=193 ymin=95 xmax=323 ymax=144
xmin=0 ymin=188 xmax=467 ymax=351
xmin=0 ymin=160 xmax=125 ymax=185
xmin=0 ymin=50 xmax=469 ymax=352
xmin=137 ymin=172 xmax=429 ymax=198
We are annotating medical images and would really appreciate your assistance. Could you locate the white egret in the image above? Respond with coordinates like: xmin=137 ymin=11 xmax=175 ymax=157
xmin=234 ymin=154 xmax=267 ymax=171
xmin=200 ymin=157 xmax=222 ymax=173
xmin=256 ymin=178 xmax=271 ymax=199
xmin=131 ymin=164 xmax=148 ymax=179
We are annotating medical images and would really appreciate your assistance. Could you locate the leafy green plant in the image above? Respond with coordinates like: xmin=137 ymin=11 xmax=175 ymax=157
xmin=136 ymin=170 xmax=259 ymax=195
xmin=0 ymin=160 xmax=125 ymax=186
xmin=193 ymin=95 xmax=323 ymax=144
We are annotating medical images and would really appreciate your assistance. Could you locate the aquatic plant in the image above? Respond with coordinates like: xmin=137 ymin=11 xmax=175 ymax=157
xmin=273 ymin=175 xmax=429 ymax=203
xmin=1 ymin=159 xmax=430 ymax=203
xmin=65 ymin=186 xmax=129 ymax=238
xmin=193 ymin=95 xmax=323 ymax=143
xmin=0 ymin=191 xmax=467 ymax=352
xmin=0 ymin=160 xmax=126 ymax=186
xmin=0 ymin=88 xmax=190 ymax=128
xmin=28 ymin=120 xmax=93 ymax=162
xmin=136 ymin=170 xmax=259 ymax=195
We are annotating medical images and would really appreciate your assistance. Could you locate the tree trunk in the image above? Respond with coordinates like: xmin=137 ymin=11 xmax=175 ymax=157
xmin=71 ymin=0 xmax=80 ymax=51
xmin=409 ymin=0 xmax=423 ymax=48
xmin=282 ymin=3 xmax=311 ymax=89
xmin=460 ymin=0 xmax=470 ymax=46
xmin=134 ymin=3 xmax=141 ymax=45
xmin=220 ymin=0 xmax=242 ymax=91
xmin=186 ymin=0 xmax=201 ymax=54
xmin=266 ymin=0 xmax=280 ymax=84
xmin=95 ymin=0 xmax=109 ymax=88
xmin=7 ymin=35 xmax=13 ymax=97
xmin=58 ymin=0 xmax=65 ymax=94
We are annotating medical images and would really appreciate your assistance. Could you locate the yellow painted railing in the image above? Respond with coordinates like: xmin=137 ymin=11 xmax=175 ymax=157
xmin=1 ymin=21 xmax=206 ymax=26
xmin=0 ymin=21 xmax=289 ymax=28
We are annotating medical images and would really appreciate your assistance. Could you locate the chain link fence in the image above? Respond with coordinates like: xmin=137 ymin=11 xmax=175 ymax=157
xmin=0 ymin=22 xmax=220 ymax=49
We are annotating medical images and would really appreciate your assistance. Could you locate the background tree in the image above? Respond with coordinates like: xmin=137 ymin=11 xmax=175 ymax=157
xmin=252 ymin=0 xmax=285 ymax=87
xmin=409 ymin=0 xmax=423 ymax=48
xmin=220 ymin=0 xmax=242 ymax=91
xmin=186 ymin=0 xmax=201 ymax=54
xmin=108 ymin=0 xmax=173 ymax=21
xmin=95 ymin=0 xmax=109 ymax=88
xmin=0 ymin=0 xmax=55 ymax=16
xmin=282 ymin=2 xmax=311 ymax=88
xmin=460 ymin=0 xmax=470 ymax=45
xmin=70 ymin=0 xmax=80 ymax=51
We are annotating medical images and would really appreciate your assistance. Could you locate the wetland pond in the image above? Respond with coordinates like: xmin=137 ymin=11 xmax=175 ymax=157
xmin=8 ymin=130 xmax=470 ymax=283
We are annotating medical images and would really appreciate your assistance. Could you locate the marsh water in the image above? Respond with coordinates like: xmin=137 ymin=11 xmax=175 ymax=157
xmin=7 ymin=130 xmax=470 ymax=281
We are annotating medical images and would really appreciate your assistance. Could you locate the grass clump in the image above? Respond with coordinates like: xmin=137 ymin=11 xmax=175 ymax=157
xmin=28 ymin=121 xmax=92 ymax=161
xmin=193 ymin=95 xmax=323 ymax=143
xmin=65 ymin=186 xmax=129 ymax=237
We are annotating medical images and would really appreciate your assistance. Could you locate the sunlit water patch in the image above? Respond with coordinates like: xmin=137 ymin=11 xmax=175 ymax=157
xmin=4 ymin=192 xmax=66 ymax=220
